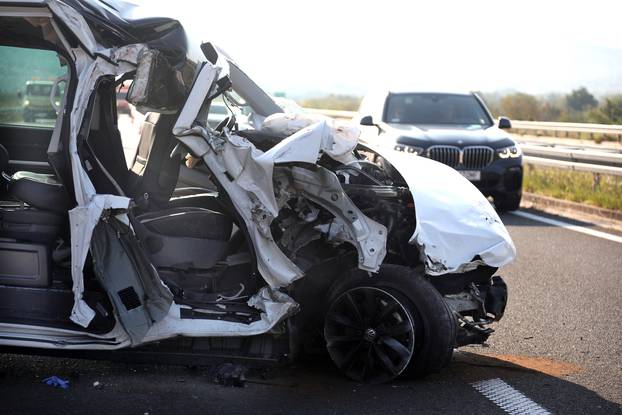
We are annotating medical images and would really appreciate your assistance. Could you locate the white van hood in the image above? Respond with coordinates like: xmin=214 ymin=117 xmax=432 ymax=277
xmin=371 ymin=146 xmax=516 ymax=275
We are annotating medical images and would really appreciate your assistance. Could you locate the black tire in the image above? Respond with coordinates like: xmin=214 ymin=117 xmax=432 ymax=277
xmin=324 ymin=264 xmax=456 ymax=382
xmin=495 ymin=193 xmax=521 ymax=211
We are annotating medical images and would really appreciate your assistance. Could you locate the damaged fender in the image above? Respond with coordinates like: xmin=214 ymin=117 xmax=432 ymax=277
xmin=372 ymin=147 xmax=516 ymax=275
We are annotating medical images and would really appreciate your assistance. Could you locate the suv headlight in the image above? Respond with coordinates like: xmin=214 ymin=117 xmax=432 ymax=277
xmin=497 ymin=145 xmax=522 ymax=159
xmin=395 ymin=144 xmax=424 ymax=155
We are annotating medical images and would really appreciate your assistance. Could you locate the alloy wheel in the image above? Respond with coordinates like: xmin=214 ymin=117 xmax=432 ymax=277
xmin=324 ymin=286 xmax=416 ymax=383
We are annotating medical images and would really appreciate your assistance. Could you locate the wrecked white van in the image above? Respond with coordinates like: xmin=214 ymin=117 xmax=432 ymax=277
xmin=0 ymin=0 xmax=515 ymax=383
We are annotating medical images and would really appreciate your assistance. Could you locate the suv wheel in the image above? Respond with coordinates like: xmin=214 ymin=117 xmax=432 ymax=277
xmin=495 ymin=193 xmax=521 ymax=211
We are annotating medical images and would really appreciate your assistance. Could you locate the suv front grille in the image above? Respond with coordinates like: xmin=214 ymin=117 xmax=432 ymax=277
xmin=462 ymin=146 xmax=494 ymax=169
xmin=426 ymin=145 xmax=494 ymax=169
xmin=427 ymin=146 xmax=460 ymax=168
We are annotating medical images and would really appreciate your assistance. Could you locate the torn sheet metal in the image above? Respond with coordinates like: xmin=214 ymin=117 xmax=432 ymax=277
xmin=65 ymin=46 xmax=144 ymax=327
xmin=371 ymin=147 xmax=516 ymax=275
xmin=69 ymin=195 xmax=129 ymax=327
xmin=290 ymin=166 xmax=387 ymax=271
xmin=174 ymin=64 xmax=387 ymax=286
xmin=173 ymin=63 xmax=302 ymax=287
xmin=47 ymin=0 xmax=100 ymax=54
xmin=143 ymin=287 xmax=298 ymax=340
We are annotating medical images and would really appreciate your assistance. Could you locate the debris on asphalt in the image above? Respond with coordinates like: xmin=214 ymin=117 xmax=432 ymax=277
xmin=212 ymin=363 xmax=247 ymax=387
xmin=93 ymin=381 xmax=101 ymax=388
xmin=42 ymin=376 xmax=70 ymax=389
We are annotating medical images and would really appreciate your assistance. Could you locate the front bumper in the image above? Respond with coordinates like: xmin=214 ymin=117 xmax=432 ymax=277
xmin=441 ymin=273 xmax=508 ymax=347
xmin=458 ymin=157 xmax=523 ymax=198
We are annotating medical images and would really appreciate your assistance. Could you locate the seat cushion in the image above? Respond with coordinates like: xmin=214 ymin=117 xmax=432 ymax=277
xmin=169 ymin=189 xmax=226 ymax=213
xmin=9 ymin=171 xmax=72 ymax=214
xmin=135 ymin=207 xmax=233 ymax=270
xmin=138 ymin=207 xmax=232 ymax=240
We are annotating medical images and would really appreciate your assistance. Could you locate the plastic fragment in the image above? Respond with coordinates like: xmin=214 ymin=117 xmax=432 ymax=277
xmin=212 ymin=363 xmax=247 ymax=387
xmin=42 ymin=375 xmax=70 ymax=389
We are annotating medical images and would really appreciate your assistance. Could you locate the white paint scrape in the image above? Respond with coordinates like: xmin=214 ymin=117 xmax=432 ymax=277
xmin=471 ymin=378 xmax=551 ymax=415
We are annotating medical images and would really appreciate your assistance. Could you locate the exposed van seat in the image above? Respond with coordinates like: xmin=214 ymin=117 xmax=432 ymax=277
xmin=0 ymin=144 xmax=69 ymax=245
xmin=2 ymin=142 xmax=71 ymax=214
xmin=136 ymin=207 xmax=233 ymax=270
xmin=8 ymin=171 xmax=72 ymax=213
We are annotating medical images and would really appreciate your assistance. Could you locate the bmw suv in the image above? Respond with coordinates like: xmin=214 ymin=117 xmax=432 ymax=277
xmin=356 ymin=90 xmax=523 ymax=211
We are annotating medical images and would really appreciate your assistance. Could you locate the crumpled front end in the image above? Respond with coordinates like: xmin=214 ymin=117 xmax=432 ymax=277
xmin=373 ymin=146 xmax=516 ymax=276
xmin=172 ymin=66 xmax=388 ymax=289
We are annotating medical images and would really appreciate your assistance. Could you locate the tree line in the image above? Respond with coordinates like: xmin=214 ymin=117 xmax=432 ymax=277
xmin=481 ymin=87 xmax=622 ymax=125
xmin=297 ymin=87 xmax=622 ymax=125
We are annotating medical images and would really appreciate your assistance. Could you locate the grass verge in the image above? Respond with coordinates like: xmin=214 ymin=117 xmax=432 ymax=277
xmin=523 ymin=165 xmax=622 ymax=211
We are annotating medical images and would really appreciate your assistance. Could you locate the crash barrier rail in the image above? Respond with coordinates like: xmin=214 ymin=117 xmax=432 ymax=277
xmin=303 ymin=107 xmax=622 ymax=178
xmin=518 ymin=143 xmax=622 ymax=167
xmin=510 ymin=120 xmax=622 ymax=141
xmin=0 ymin=107 xmax=20 ymax=116
xmin=522 ymin=156 xmax=622 ymax=176
xmin=304 ymin=108 xmax=357 ymax=119
xmin=303 ymin=108 xmax=622 ymax=141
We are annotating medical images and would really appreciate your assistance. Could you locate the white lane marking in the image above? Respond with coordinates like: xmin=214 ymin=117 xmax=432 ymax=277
xmin=471 ymin=378 xmax=551 ymax=415
xmin=511 ymin=210 xmax=622 ymax=244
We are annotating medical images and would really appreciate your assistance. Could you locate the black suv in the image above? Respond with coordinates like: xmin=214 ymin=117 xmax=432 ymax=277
xmin=357 ymin=91 xmax=523 ymax=211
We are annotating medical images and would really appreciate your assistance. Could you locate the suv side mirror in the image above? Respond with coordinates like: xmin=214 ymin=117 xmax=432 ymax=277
xmin=360 ymin=115 xmax=382 ymax=134
xmin=498 ymin=116 xmax=512 ymax=129
xmin=360 ymin=115 xmax=374 ymax=126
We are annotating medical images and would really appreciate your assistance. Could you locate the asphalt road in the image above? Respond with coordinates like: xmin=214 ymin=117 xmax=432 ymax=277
xmin=0 ymin=210 xmax=620 ymax=414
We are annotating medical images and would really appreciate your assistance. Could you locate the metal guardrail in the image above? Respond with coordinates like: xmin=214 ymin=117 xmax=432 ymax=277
xmin=511 ymin=120 xmax=622 ymax=140
xmin=303 ymin=107 xmax=622 ymax=138
xmin=0 ymin=107 xmax=20 ymax=116
xmin=302 ymin=107 xmax=622 ymax=176
xmin=519 ymin=144 xmax=622 ymax=167
xmin=303 ymin=108 xmax=357 ymax=119
xmin=523 ymin=156 xmax=622 ymax=176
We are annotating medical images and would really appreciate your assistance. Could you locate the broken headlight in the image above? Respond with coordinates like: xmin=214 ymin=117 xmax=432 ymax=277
xmin=496 ymin=145 xmax=522 ymax=159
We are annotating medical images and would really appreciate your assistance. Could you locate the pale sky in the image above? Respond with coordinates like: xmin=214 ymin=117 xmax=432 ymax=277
xmin=140 ymin=0 xmax=622 ymax=97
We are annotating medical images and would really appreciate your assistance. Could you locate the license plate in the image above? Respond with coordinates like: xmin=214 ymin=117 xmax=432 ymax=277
xmin=459 ymin=170 xmax=481 ymax=181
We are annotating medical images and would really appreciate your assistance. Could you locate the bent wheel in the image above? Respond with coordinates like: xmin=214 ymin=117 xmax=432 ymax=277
xmin=324 ymin=286 xmax=415 ymax=383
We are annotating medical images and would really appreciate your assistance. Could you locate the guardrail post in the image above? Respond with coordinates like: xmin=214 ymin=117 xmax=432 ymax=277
xmin=593 ymin=172 xmax=601 ymax=191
